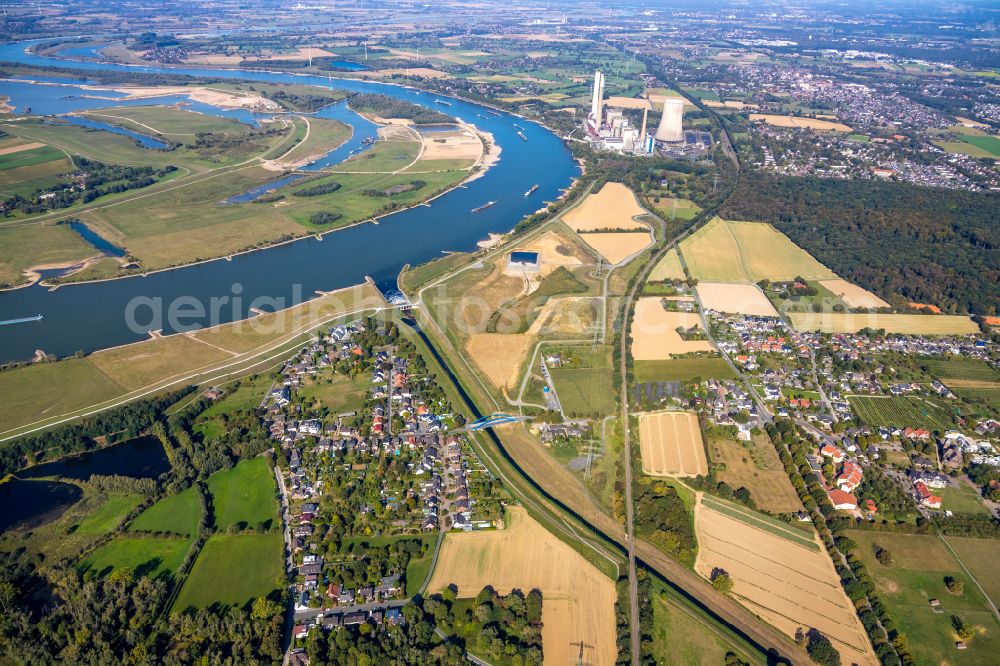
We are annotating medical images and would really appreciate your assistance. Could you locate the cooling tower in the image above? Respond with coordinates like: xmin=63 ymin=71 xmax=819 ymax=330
xmin=654 ymin=98 xmax=685 ymax=143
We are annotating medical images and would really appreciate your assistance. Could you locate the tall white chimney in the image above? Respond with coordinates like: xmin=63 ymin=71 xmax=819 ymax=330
xmin=591 ymin=70 xmax=604 ymax=127
xmin=654 ymin=98 xmax=685 ymax=142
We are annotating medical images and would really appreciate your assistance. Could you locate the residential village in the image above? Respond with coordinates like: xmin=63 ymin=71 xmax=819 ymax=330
xmin=257 ymin=317 xmax=506 ymax=647
xmin=649 ymin=305 xmax=1000 ymax=523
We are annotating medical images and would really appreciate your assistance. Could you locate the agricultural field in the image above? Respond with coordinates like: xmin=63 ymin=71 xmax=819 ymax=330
xmin=847 ymin=395 xmax=955 ymax=431
xmin=630 ymin=298 xmax=714 ymax=360
xmin=577 ymin=231 xmax=653 ymax=265
xmin=206 ymin=457 xmax=279 ymax=531
xmin=706 ymin=435 xmax=803 ymax=513
xmin=817 ymin=279 xmax=889 ymax=309
xmin=638 ymin=411 xmax=707 ymax=477
xmin=679 ymin=218 xmax=836 ymax=283
xmin=648 ymin=247 xmax=686 ymax=282
xmin=425 ymin=506 xmax=617 ymax=666
xmin=695 ymin=283 xmax=778 ymax=316
xmin=173 ymin=532 xmax=284 ymax=610
xmin=923 ymin=358 xmax=1000 ymax=400
xmin=848 ymin=530 xmax=1000 ymax=665
xmin=81 ymin=536 xmax=191 ymax=581
xmin=634 ymin=357 xmax=736 ymax=383
xmin=788 ymin=312 xmax=978 ymax=335
xmin=749 ymin=114 xmax=853 ymax=132
xmin=129 ymin=486 xmax=202 ymax=536
xmin=562 ymin=182 xmax=648 ymax=231
xmin=696 ymin=498 xmax=874 ymax=664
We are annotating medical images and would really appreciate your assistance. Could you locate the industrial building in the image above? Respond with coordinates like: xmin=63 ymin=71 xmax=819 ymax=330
xmin=584 ymin=70 xmax=710 ymax=157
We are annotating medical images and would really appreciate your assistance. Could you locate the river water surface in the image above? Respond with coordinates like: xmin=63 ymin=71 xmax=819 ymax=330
xmin=0 ymin=40 xmax=578 ymax=362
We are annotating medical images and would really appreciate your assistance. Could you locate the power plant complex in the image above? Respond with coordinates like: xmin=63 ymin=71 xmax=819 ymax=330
xmin=585 ymin=70 xmax=711 ymax=156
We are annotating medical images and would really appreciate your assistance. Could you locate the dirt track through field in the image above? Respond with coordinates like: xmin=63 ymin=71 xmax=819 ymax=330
xmin=426 ymin=506 xmax=616 ymax=666
xmin=695 ymin=501 xmax=876 ymax=665
xmin=639 ymin=411 xmax=707 ymax=476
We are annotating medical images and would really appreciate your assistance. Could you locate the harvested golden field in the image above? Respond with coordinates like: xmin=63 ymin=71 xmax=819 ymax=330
xmin=648 ymin=248 xmax=686 ymax=282
xmin=750 ymin=114 xmax=852 ymax=132
xmin=695 ymin=500 xmax=876 ymax=665
xmin=0 ymin=140 xmax=45 ymax=156
xmin=631 ymin=298 xmax=714 ymax=360
xmin=427 ymin=506 xmax=617 ymax=666
xmin=788 ymin=312 xmax=979 ymax=335
xmin=695 ymin=283 xmax=778 ymax=316
xmin=680 ymin=218 xmax=836 ymax=283
xmin=465 ymin=333 xmax=532 ymax=390
xmin=579 ymin=232 xmax=652 ymax=265
xmin=707 ymin=436 xmax=803 ymax=513
xmin=563 ymin=183 xmax=648 ymax=232
xmin=639 ymin=411 xmax=707 ymax=476
xmin=603 ymin=96 xmax=653 ymax=110
xmin=365 ymin=67 xmax=452 ymax=79
xmin=817 ymin=279 xmax=889 ymax=309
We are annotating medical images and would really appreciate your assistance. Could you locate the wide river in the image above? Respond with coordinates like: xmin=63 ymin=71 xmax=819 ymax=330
xmin=0 ymin=41 xmax=579 ymax=362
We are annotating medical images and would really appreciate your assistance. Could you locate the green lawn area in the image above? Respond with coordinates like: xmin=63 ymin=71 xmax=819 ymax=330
xmin=81 ymin=536 xmax=191 ymax=581
xmin=0 ymin=356 xmax=126 ymax=434
xmin=82 ymin=105 xmax=250 ymax=141
xmin=550 ymin=367 xmax=616 ymax=417
xmin=936 ymin=484 xmax=989 ymax=515
xmin=846 ymin=530 xmax=1000 ymax=665
xmin=194 ymin=374 xmax=275 ymax=438
xmin=129 ymin=486 xmax=201 ymax=536
xmin=331 ymin=136 xmax=421 ymax=172
xmin=848 ymin=395 xmax=955 ymax=431
xmin=206 ymin=457 xmax=278 ymax=531
xmin=297 ymin=371 xmax=372 ymax=414
xmin=651 ymin=583 xmax=763 ymax=665
xmin=173 ymin=532 xmax=283 ymax=610
xmin=634 ymin=357 xmax=736 ymax=383
xmin=944 ymin=537 xmax=1000 ymax=610
xmin=74 ymin=492 xmax=142 ymax=535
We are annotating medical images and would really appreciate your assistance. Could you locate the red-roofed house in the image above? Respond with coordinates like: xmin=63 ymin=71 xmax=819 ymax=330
xmin=903 ymin=427 xmax=930 ymax=440
xmin=821 ymin=444 xmax=845 ymax=463
xmin=829 ymin=489 xmax=858 ymax=511
xmin=837 ymin=462 xmax=864 ymax=493
xmin=914 ymin=481 xmax=942 ymax=509
xmin=865 ymin=499 xmax=878 ymax=515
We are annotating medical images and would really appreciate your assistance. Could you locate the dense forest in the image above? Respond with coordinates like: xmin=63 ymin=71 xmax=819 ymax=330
xmin=348 ymin=93 xmax=454 ymax=125
xmin=721 ymin=174 xmax=1000 ymax=315
xmin=0 ymin=548 xmax=284 ymax=663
